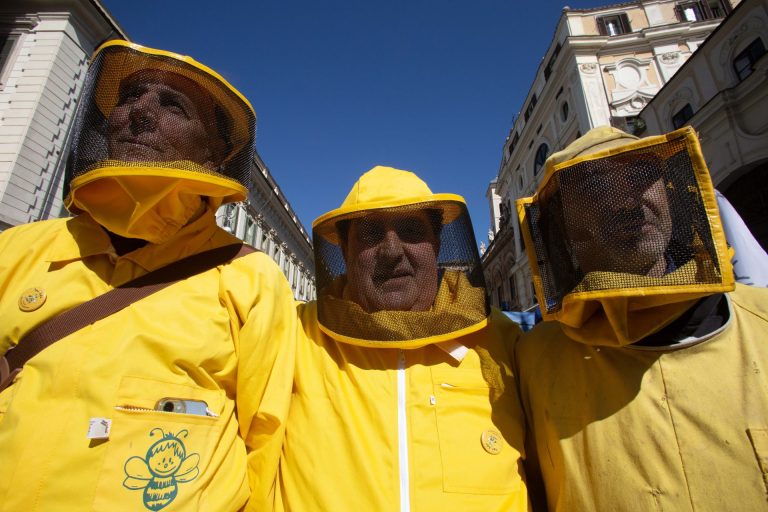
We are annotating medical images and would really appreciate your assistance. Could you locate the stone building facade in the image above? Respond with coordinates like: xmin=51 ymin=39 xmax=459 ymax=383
xmin=639 ymin=0 xmax=768 ymax=251
xmin=0 ymin=0 xmax=124 ymax=229
xmin=216 ymin=152 xmax=315 ymax=301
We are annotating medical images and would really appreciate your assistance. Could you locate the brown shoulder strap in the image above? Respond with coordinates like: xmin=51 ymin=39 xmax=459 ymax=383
xmin=0 ymin=243 xmax=256 ymax=390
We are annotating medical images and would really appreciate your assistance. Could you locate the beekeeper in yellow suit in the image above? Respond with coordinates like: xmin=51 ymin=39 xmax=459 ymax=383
xmin=515 ymin=126 xmax=768 ymax=511
xmin=247 ymin=166 xmax=529 ymax=511
xmin=0 ymin=41 xmax=298 ymax=511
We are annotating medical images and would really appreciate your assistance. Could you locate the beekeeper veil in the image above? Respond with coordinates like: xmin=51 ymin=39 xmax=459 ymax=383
xmin=64 ymin=40 xmax=256 ymax=243
xmin=313 ymin=166 xmax=490 ymax=348
xmin=517 ymin=126 xmax=734 ymax=346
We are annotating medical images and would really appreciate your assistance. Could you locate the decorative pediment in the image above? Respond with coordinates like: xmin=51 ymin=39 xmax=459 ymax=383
xmin=605 ymin=57 xmax=659 ymax=114
xmin=611 ymin=90 xmax=657 ymax=115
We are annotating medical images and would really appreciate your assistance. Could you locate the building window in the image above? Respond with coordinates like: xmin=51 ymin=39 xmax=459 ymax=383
xmin=672 ymin=103 xmax=695 ymax=129
xmin=560 ymin=102 xmax=570 ymax=122
xmin=675 ymin=0 xmax=731 ymax=21
xmin=499 ymin=201 xmax=511 ymax=228
xmin=497 ymin=285 xmax=504 ymax=309
xmin=597 ymin=13 xmax=631 ymax=36
xmin=611 ymin=115 xmax=643 ymax=134
xmin=706 ymin=0 xmax=731 ymax=17
xmin=733 ymin=38 xmax=766 ymax=82
xmin=533 ymin=143 xmax=549 ymax=175
xmin=245 ymin=217 xmax=256 ymax=245
xmin=508 ymin=132 xmax=519 ymax=156
xmin=0 ymin=33 xmax=20 ymax=89
xmin=544 ymin=43 xmax=562 ymax=81
xmin=625 ymin=115 xmax=644 ymax=135
xmin=509 ymin=275 xmax=517 ymax=307
xmin=524 ymin=94 xmax=538 ymax=122
xmin=677 ymin=2 xmax=704 ymax=21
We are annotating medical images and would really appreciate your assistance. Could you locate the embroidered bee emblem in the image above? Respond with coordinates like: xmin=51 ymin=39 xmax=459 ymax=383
xmin=123 ymin=428 xmax=200 ymax=510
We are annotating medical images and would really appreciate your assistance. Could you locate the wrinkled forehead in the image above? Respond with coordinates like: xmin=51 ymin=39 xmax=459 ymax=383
xmin=117 ymin=69 xmax=215 ymax=115
xmin=350 ymin=209 xmax=433 ymax=231
xmin=558 ymin=153 xmax=665 ymax=199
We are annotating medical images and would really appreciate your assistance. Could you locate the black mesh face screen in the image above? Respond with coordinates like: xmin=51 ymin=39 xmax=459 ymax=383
xmin=526 ymin=139 xmax=721 ymax=314
xmin=65 ymin=44 xmax=255 ymax=197
xmin=313 ymin=201 xmax=489 ymax=342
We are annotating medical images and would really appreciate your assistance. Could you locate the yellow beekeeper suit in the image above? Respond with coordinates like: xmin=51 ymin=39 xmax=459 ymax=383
xmin=0 ymin=41 xmax=299 ymax=511
xmin=515 ymin=126 xmax=768 ymax=511
xmin=247 ymin=167 xmax=529 ymax=511
xmin=518 ymin=284 xmax=768 ymax=511
xmin=0 ymin=211 xmax=297 ymax=511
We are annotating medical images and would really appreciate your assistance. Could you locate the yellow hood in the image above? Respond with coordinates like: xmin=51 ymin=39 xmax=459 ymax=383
xmin=313 ymin=166 xmax=490 ymax=347
xmin=517 ymin=126 xmax=734 ymax=346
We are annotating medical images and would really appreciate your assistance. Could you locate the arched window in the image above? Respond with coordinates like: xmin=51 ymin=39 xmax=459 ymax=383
xmin=672 ymin=103 xmax=694 ymax=129
xmin=560 ymin=101 xmax=570 ymax=122
xmin=733 ymin=37 xmax=766 ymax=82
xmin=533 ymin=143 xmax=549 ymax=175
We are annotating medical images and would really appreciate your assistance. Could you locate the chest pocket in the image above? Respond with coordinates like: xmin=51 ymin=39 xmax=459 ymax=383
xmin=431 ymin=368 xmax=524 ymax=495
xmin=92 ymin=376 xmax=246 ymax=511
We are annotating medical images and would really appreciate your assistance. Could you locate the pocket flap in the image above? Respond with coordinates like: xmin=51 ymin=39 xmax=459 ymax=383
xmin=117 ymin=376 xmax=226 ymax=416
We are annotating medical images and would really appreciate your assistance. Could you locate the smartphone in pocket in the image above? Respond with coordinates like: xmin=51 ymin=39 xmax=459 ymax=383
xmin=155 ymin=398 xmax=212 ymax=416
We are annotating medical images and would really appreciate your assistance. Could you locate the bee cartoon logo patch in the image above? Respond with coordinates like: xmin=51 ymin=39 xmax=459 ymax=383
xmin=123 ymin=428 xmax=200 ymax=510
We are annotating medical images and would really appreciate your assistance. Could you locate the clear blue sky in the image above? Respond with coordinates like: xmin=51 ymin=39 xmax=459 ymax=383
xmin=102 ymin=0 xmax=611 ymax=244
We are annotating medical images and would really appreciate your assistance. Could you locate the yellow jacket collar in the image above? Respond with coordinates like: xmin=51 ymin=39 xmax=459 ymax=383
xmin=318 ymin=270 xmax=489 ymax=349
xmin=48 ymin=214 xmax=114 ymax=264
xmin=49 ymin=207 xmax=231 ymax=272
xmin=557 ymin=259 xmax=734 ymax=347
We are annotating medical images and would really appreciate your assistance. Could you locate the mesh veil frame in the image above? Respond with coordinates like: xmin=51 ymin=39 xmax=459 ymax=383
xmin=312 ymin=198 xmax=491 ymax=346
xmin=64 ymin=40 xmax=256 ymax=207
xmin=516 ymin=126 xmax=734 ymax=319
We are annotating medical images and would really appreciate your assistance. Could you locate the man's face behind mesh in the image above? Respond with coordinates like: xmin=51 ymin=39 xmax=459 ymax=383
xmin=559 ymin=156 xmax=673 ymax=277
xmin=344 ymin=210 xmax=440 ymax=313
xmin=107 ymin=71 xmax=215 ymax=167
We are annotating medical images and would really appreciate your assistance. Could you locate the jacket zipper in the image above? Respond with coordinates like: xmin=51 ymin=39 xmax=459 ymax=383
xmin=397 ymin=349 xmax=410 ymax=512
xmin=115 ymin=405 xmax=219 ymax=417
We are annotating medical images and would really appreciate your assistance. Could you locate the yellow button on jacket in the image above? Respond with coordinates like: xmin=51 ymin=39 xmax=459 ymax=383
xmin=0 ymin=210 xmax=299 ymax=511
